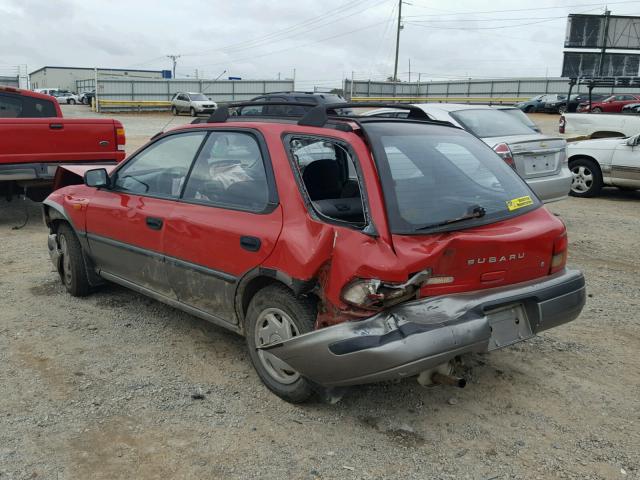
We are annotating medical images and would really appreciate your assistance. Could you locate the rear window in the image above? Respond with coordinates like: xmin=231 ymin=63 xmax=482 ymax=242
xmin=364 ymin=122 xmax=540 ymax=234
xmin=0 ymin=93 xmax=57 ymax=118
xmin=498 ymin=108 xmax=538 ymax=132
xmin=450 ymin=109 xmax=534 ymax=138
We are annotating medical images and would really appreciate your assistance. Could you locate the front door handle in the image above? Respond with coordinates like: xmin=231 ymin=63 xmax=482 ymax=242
xmin=145 ymin=217 xmax=163 ymax=230
xmin=49 ymin=123 xmax=64 ymax=130
xmin=240 ymin=236 xmax=261 ymax=252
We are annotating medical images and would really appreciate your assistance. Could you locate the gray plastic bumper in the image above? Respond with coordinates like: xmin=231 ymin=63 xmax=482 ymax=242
xmin=263 ymin=269 xmax=586 ymax=387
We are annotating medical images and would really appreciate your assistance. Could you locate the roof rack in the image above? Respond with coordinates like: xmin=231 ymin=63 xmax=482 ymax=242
xmin=202 ymin=101 xmax=451 ymax=129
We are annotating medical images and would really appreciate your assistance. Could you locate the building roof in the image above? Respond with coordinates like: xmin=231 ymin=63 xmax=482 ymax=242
xmin=29 ymin=66 xmax=164 ymax=76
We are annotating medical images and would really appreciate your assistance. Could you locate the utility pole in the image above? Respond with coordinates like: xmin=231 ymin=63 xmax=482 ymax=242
xmin=393 ymin=0 xmax=403 ymax=82
xmin=598 ymin=9 xmax=611 ymax=77
xmin=167 ymin=54 xmax=181 ymax=79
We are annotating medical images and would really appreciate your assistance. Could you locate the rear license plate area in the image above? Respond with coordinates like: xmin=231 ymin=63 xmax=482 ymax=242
xmin=522 ymin=154 xmax=557 ymax=175
xmin=486 ymin=303 xmax=532 ymax=351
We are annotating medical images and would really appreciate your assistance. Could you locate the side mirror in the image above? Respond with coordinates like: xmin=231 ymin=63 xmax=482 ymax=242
xmin=84 ymin=168 xmax=110 ymax=188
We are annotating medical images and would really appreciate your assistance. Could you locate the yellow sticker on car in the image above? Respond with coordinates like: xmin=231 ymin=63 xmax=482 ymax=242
xmin=506 ymin=195 xmax=534 ymax=211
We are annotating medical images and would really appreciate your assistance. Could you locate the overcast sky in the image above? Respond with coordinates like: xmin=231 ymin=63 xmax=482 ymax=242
xmin=2 ymin=0 xmax=640 ymax=88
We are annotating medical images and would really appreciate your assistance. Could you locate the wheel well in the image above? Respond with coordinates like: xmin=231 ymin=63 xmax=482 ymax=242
xmin=236 ymin=275 xmax=319 ymax=328
xmin=590 ymin=131 xmax=625 ymax=139
xmin=568 ymin=155 xmax=602 ymax=175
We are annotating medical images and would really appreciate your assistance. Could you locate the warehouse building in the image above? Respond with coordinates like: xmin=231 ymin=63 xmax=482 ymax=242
xmin=29 ymin=66 xmax=171 ymax=93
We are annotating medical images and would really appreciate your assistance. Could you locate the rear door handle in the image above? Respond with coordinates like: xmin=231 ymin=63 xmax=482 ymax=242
xmin=49 ymin=123 xmax=64 ymax=130
xmin=240 ymin=236 xmax=261 ymax=252
xmin=145 ymin=217 xmax=163 ymax=230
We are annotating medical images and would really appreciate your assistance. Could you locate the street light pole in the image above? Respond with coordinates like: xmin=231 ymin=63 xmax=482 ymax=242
xmin=393 ymin=0 xmax=403 ymax=82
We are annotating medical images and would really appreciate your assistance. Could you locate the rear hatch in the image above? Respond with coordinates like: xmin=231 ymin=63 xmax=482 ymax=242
xmin=484 ymin=134 xmax=566 ymax=179
xmin=362 ymin=121 xmax=566 ymax=295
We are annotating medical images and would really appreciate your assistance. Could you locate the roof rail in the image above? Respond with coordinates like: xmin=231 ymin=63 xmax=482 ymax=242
xmin=205 ymin=101 xmax=318 ymax=123
xmin=297 ymin=102 xmax=431 ymax=127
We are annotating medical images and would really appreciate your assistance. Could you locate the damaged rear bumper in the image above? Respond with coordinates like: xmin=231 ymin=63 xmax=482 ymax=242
xmin=263 ymin=269 xmax=586 ymax=387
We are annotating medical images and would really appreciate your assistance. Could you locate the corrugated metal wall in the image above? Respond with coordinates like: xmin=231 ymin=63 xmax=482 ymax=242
xmin=0 ymin=76 xmax=19 ymax=88
xmin=81 ymin=79 xmax=295 ymax=102
xmin=345 ymin=77 xmax=620 ymax=102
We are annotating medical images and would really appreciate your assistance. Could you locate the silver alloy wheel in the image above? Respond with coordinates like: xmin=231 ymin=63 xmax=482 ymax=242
xmin=254 ymin=307 xmax=301 ymax=384
xmin=571 ymin=165 xmax=594 ymax=193
xmin=59 ymin=235 xmax=73 ymax=286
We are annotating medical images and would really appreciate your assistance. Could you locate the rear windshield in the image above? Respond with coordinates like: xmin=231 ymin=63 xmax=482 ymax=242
xmin=498 ymin=108 xmax=538 ymax=131
xmin=450 ymin=109 xmax=534 ymax=138
xmin=364 ymin=122 xmax=540 ymax=234
xmin=0 ymin=93 xmax=57 ymax=118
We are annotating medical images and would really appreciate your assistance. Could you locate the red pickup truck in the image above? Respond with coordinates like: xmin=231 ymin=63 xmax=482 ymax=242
xmin=0 ymin=86 xmax=125 ymax=201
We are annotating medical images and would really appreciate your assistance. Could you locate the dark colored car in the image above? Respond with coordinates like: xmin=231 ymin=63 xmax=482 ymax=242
xmin=577 ymin=94 xmax=640 ymax=113
xmin=43 ymin=103 xmax=585 ymax=403
xmin=547 ymin=94 xmax=608 ymax=114
xmin=515 ymin=95 xmax=566 ymax=113
xmin=238 ymin=91 xmax=353 ymax=116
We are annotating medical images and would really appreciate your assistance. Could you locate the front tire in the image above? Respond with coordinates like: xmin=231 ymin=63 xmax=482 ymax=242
xmin=68 ymin=99 xmax=76 ymax=105
xmin=525 ymin=105 xmax=534 ymax=113
xmin=171 ymin=106 xmax=178 ymax=116
xmin=245 ymin=284 xmax=317 ymax=403
xmin=558 ymin=105 xmax=567 ymax=115
xmin=569 ymin=158 xmax=603 ymax=198
xmin=190 ymin=107 xmax=197 ymax=117
xmin=592 ymin=107 xmax=603 ymax=113
xmin=56 ymin=223 xmax=91 ymax=297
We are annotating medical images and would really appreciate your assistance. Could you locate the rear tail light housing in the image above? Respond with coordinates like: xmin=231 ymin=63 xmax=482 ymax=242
xmin=549 ymin=230 xmax=568 ymax=274
xmin=115 ymin=122 xmax=126 ymax=152
xmin=341 ymin=270 xmax=431 ymax=310
xmin=559 ymin=115 xmax=566 ymax=134
xmin=493 ymin=143 xmax=516 ymax=169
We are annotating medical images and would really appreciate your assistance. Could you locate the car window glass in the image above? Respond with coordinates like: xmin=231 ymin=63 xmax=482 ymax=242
xmin=451 ymin=109 xmax=534 ymax=137
xmin=0 ymin=93 xmax=56 ymax=118
xmin=114 ymin=132 xmax=207 ymax=197
xmin=288 ymin=136 xmax=365 ymax=226
xmin=182 ymin=132 xmax=269 ymax=211
xmin=623 ymin=95 xmax=636 ymax=100
xmin=0 ymin=94 xmax=23 ymax=118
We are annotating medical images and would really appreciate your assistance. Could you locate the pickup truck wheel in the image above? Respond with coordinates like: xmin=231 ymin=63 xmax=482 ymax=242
xmin=171 ymin=106 xmax=178 ymax=116
xmin=190 ymin=107 xmax=197 ymax=117
xmin=569 ymin=158 xmax=602 ymax=197
xmin=245 ymin=284 xmax=317 ymax=403
xmin=57 ymin=223 xmax=90 ymax=297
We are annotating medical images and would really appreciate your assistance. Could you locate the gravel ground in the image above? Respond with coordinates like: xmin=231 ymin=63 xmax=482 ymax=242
xmin=0 ymin=107 xmax=638 ymax=479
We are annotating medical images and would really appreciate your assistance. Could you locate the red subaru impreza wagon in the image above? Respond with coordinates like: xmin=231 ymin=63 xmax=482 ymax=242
xmin=43 ymin=103 xmax=586 ymax=402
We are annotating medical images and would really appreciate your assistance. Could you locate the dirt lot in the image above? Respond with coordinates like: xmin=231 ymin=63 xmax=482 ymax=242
xmin=0 ymin=107 xmax=638 ymax=480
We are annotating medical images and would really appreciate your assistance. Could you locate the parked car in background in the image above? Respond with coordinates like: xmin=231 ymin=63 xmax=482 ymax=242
xmin=366 ymin=104 xmax=571 ymax=203
xmin=78 ymin=90 xmax=96 ymax=105
xmin=621 ymin=103 xmax=640 ymax=113
xmin=171 ymin=92 xmax=217 ymax=116
xmin=552 ymin=93 xmax=608 ymax=114
xmin=42 ymin=102 xmax=585 ymax=403
xmin=567 ymin=135 xmax=640 ymax=197
xmin=238 ymin=91 xmax=353 ymax=115
xmin=0 ymin=86 xmax=125 ymax=201
xmin=52 ymin=90 xmax=79 ymax=105
xmin=33 ymin=88 xmax=61 ymax=96
xmin=515 ymin=94 xmax=566 ymax=113
xmin=559 ymin=112 xmax=640 ymax=138
xmin=577 ymin=94 xmax=640 ymax=113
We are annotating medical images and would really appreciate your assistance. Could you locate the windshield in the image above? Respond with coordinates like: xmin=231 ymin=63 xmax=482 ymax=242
xmin=364 ymin=122 xmax=540 ymax=234
xmin=189 ymin=93 xmax=209 ymax=101
xmin=450 ymin=108 xmax=537 ymax=138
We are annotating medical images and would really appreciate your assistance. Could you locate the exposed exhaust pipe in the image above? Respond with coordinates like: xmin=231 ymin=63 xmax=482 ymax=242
xmin=431 ymin=372 xmax=467 ymax=388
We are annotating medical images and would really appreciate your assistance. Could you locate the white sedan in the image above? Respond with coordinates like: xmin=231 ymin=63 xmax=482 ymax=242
xmin=567 ymin=136 xmax=640 ymax=197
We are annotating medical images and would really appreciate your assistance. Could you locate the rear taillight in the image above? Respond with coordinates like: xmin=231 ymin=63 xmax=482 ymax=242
xmin=493 ymin=143 xmax=516 ymax=169
xmin=115 ymin=122 xmax=126 ymax=152
xmin=549 ymin=231 xmax=568 ymax=274
xmin=559 ymin=115 xmax=566 ymax=134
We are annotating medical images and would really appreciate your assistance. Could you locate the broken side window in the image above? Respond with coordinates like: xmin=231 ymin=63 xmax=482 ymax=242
xmin=287 ymin=136 xmax=366 ymax=227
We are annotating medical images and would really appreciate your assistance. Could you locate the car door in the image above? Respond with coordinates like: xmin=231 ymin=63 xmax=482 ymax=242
xmin=611 ymin=136 xmax=640 ymax=188
xmin=85 ymin=131 xmax=208 ymax=298
xmin=163 ymin=130 xmax=282 ymax=324
xmin=177 ymin=94 xmax=189 ymax=112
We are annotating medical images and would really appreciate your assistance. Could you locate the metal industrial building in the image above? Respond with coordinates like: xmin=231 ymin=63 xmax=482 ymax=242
xmin=29 ymin=66 xmax=171 ymax=92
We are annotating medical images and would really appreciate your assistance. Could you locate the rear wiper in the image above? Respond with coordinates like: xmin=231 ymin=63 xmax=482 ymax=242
xmin=414 ymin=205 xmax=486 ymax=231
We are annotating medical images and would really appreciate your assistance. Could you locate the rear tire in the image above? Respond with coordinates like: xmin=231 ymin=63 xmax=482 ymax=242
xmin=171 ymin=106 xmax=178 ymax=116
xmin=57 ymin=223 xmax=91 ymax=297
xmin=558 ymin=105 xmax=567 ymax=115
xmin=68 ymin=99 xmax=76 ymax=105
xmin=525 ymin=105 xmax=534 ymax=113
xmin=569 ymin=158 xmax=603 ymax=198
xmin=245 ymin=284 xmax=317 ymax=403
